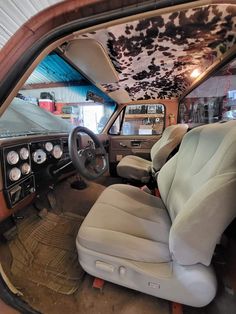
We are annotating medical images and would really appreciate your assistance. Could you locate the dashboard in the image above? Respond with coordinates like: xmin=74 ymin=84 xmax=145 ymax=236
xmin=0 ymin=133 xmax=73 ymax=220
xmin=0 ymin=132 xmax=109 ymax=221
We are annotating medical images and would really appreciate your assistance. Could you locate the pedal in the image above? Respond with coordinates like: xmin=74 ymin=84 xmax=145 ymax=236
xmin=13 ymin=215 xmax=24 ymax=220
xmin=2 ymin=226 xmax=17 ymax=241
xmin=38 ymin=208 xmax=48 ymax=219
xmin=47 ymin=190 xmax=58 ymax=211
xmin=34 ymin=194 xmax=46 ymax=211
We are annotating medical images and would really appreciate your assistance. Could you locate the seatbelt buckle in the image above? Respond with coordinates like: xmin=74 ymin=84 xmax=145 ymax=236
xmin=152 ymin=170 xmax=160 ymax=181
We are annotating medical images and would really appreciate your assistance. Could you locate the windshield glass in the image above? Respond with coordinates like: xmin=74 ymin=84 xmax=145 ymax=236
xmin=0 ymin=52 xmax=116 ymax=138
xmin=0 ymin=97 xmax=73 ymax=138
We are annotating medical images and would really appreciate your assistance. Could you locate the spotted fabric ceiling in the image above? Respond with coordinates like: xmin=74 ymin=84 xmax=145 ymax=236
xmin=79 ymin=4 xmax=236 ymax=101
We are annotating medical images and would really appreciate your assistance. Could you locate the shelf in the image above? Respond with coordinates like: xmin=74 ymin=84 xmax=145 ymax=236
xmin=125 ymin=113 xmax=164 ymax=119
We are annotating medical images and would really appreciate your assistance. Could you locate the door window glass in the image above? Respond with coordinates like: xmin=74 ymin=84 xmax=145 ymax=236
xmin=112 ymin=104 xmax=165 ymax=135
xmin=179 ymin=56 xmax=236 ymax=126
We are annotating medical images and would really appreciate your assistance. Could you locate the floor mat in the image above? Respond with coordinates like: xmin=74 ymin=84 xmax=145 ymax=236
xmin=9 ymin=211 xmax=84 ymax=295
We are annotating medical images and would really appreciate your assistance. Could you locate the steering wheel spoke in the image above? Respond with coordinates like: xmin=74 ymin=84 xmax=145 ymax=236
xmin=77 ymin=149 xmax=87 ymax=167
xmin=95 ymin=147 xmax=105 ymax=157
xmin=69 ymin=126 xmax=108 ymax=180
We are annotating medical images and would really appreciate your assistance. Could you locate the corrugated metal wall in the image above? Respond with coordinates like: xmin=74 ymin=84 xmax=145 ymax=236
xmin=0 ymin=0 xmax=62 ymax=49
xmin=25 ymin=53 xmax=84 ymax=84
xmin=21 ymin=86 xmax=102 ymax=103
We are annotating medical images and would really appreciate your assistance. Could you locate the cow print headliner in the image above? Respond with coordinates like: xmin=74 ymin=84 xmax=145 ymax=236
xmin=78 ymin=4 xmax=236 ymax=101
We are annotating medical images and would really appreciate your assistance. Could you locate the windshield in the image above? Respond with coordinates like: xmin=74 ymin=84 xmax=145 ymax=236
xmin=0 ymin=52 xmax=116 ymax=138
xmin=0 ymin=97 xmax=73 ymax=138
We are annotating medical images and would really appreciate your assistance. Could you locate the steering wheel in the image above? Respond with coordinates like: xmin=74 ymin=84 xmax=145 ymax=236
xmin=68 ymin=126 xmax=108 ymax=180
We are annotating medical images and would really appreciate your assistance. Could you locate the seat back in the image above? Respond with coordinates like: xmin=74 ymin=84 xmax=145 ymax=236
xmin=158 ymin=121 xmax=236 ymax=266
xmin=151 ymin=124 xmax=188 ymax=171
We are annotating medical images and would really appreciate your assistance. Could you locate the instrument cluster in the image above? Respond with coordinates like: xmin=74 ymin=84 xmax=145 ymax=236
xmin=3 ymin=140 xmax=64 ymax=188
xmin=4 ymin=145 xmax=31 ymax=186
xmin=31 ymin=141 xmax=63 ymax=165
xmin=1 ymin=138 xmax=66 ymax=209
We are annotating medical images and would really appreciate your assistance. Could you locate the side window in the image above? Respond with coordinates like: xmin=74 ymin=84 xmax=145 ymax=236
xmin=179 ymin=56 xmax=236 ymax=126
xmin=110 ymin=104 xmax=165 ymax=135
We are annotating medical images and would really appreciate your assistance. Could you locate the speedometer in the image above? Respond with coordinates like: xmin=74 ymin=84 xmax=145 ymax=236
xmin=9 ymin=167 xmax=21 ymax=181
xmin=19 ymin=147 xmax=29 ymax=160
xmin=32 ymin=149 xmax=47 ymax=164
xmin=7 ymin=151 xmax=19 ymax=165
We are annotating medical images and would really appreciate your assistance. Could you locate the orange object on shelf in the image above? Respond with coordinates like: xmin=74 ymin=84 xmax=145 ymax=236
xmin=55 ymin=102 xmax=65 ymax=113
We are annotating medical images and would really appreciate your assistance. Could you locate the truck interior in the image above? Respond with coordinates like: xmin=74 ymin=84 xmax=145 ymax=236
xmin=0 ymin=1 xmax=236 ymax=314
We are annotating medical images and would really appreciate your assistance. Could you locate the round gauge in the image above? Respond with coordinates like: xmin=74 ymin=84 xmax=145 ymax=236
xmin=7 ymin=151 xmax=19 ymax=165
xmin=19 ymin=147 xmax=29 ymax=160
xmin=32 ymin=149 xmax=47 ymax=164
xmin=9 ymin=167 xmax=21 ymax=182
xmin=21 ymin=163 xmax=31 ymax=175
xmin=52 ymin=145 xmax=63 ymax=159
xmin=45 ymin=142 xmax=53 ymax=152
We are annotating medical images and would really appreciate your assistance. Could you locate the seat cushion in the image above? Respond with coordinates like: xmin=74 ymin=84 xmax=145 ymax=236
xmin=77 ymin=184 xmax=171 ymax=263
xmin=116 ymin=155 xmax=152 ymax=182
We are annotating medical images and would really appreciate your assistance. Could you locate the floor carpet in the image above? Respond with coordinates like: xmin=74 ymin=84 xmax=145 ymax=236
xmin=9 ymin=211 xmax=84 ymax=295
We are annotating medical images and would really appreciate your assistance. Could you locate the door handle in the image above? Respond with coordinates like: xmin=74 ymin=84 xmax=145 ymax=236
xmin=131 ymin=140 xmax=141 ymax=147
xmin=119 ymin=142 xmax=127 ymax=148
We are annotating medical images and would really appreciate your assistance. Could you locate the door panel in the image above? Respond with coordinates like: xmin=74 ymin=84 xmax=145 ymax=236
xmin=107 ymin=103 xmax=165 ymax=171
xmin=109 ymin=135 xmax=161 ymax=163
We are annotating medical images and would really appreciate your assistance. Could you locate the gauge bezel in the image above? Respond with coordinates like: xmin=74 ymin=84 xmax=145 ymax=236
xmin=32 ymin=149 xmax=47 ymax=164
xmin=45 ymin=142 xmax=54 ymax=152
xmin=9 ymin=167 xmax=21 ymax=182
xmin=21 ymin=162 xmax=31 ymax=175
xmin=19 ymin=147 xmax=29 ymax=160
xmin=52 ymin=145 xmax=63 ymax=159
xmin=6 ymin=150 xmax=19 ymax=165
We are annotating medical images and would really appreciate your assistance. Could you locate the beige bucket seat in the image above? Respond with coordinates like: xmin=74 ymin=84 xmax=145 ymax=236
xmin=117 ymin=124 xmax=188 ymax=182
xmin=77 ymin=121 xmax=236 ymax=307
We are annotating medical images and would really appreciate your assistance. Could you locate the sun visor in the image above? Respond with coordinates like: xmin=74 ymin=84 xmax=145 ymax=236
xmin=108 ymin=90 xmax=131 ymax=103
xmin=65 ymin=39 xmax=119 ymax=84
